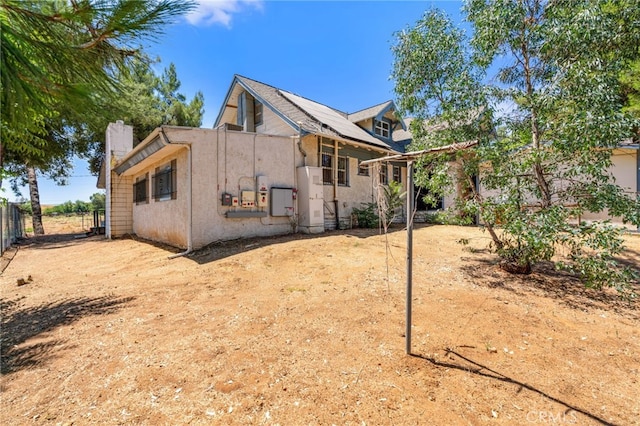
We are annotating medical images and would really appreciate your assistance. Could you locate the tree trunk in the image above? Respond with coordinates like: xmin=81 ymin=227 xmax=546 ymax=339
xmin=27 ymin=166 xmax=45 ymax=235
xmin=466 ymin=173 xmax=503 ymax=250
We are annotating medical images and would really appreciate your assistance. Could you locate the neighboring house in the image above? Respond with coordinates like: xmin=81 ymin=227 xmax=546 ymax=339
xmin=462 ymin=139 xmax=639 ymax=229
xmin=99 ymin=75 xmax=409 ymax=250
xmin=580 ymin=140 xmax=639 ymax=229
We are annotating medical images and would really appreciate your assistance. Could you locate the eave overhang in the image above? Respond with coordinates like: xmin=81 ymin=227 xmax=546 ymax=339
xmin=112 ymin=128 xmax=184 ymax=177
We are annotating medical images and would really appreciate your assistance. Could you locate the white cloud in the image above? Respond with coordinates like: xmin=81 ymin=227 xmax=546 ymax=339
xmin=186 ymin=0 xmax=264 ymax=27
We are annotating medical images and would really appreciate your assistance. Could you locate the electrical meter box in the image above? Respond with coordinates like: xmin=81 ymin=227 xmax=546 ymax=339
xmin=231 ymin=196 xmax=239 ymax=207
xmin=221 ymin=193 xmax=233 ymax=206
xmin=257 ymin=191 xmax=268 ymax=207
xmin=257 ymin=175 xmax=268 ymax=192
xmin=241 ymin=191 xmax=255 ymax=208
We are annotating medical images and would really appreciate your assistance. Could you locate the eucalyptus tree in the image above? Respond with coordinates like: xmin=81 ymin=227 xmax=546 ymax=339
xmin=392 ymin=1 xmax=640 ymax=293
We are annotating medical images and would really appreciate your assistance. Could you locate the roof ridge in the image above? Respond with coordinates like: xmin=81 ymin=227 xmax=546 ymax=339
xmin=348 ymin=100 xmax=394 ymax=116
xmin=236 ymin=74 xmax=349 ymax=116
xmin=230 ymin=74 xmax=393 ymax=150
xmin=278 ymin=88 xmax=348 ymax=117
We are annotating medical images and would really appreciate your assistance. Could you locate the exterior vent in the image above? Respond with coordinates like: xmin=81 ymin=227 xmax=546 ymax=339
xmin=224 ymin=123 xmax=244 ymax=132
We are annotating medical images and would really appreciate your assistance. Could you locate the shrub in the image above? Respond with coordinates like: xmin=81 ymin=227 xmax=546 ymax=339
xmin=352 ymin=203 xmax=379 ymax=228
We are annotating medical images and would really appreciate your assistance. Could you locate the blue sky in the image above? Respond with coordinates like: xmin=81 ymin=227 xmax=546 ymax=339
xmin=11 ymin=0 xmax=465 ymax=205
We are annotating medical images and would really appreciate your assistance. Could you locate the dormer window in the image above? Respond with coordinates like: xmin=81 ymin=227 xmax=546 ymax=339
xmin=374 ymin=119 xmax=390 ymax=138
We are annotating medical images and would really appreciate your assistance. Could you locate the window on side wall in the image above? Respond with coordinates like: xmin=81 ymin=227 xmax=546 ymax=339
xmin=379 ymin=164 xmax=388 ymax=185
xmin=374 ymin=119 xmax=390 ymax=139
xmin=358 ymin=159 xmax=369 ymax=176
xmin=321 ymin=153 xmax=333 ymax=184
xmin=321 ymin=152 xmax=349 ymax=185
xmin=133 ymin=173 xmax=149 ymax=204
xmin=392 ymin=165 xmax=401 ymax=183
xmin=152 ymin=159 xmax=177 ymax=201
xmin=337 ymin=156 xmax=349 ymax=186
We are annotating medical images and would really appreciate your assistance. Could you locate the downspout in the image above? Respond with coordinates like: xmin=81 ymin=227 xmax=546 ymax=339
xmin=333 ymin=139 xmax=340 ymax=229
xmin=168 ymin=138 xmax=193 ymax=259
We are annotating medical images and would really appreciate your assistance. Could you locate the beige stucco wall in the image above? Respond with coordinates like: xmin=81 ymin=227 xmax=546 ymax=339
xmin=131 ymin=150 xmax=189 ymax=248
xmin=191 ymin=129 xmax=302 ymax=248
xmin=122 ymin=128 xmax=305 ymax=249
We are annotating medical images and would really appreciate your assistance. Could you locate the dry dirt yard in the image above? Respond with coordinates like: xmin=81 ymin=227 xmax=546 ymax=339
xmin=1 ymin=217 xmax=639 ymax=425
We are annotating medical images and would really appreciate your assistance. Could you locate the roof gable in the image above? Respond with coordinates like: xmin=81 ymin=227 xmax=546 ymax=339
xmin=213 ymin=75 xmax=397 ymax=151
xmin=349 ymin=100 xmax=393 ymax=123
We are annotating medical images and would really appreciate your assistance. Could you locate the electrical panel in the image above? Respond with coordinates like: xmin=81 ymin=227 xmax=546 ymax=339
xmin=257 ymin=175 xmax=268 ymax=192
xmin=241 ymin=191 xmax=255 ymax=208
xmin=221 ymin=193 xmax=233 ymax=206
xmin=257 ymin=191 xmax=269 ymax=207
xmin=271 ymin=187 xmax=294 ymax=216
xmin=296 ymin=166 xmax=324 ymax=232
xmin=232 ymin=197 xmax=239 ymax=207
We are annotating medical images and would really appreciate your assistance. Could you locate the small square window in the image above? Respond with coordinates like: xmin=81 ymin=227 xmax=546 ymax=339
xmin=374 ymin=119 xmax=390 ymax=138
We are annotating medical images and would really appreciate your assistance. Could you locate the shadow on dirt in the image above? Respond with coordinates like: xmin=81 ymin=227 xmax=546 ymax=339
xmin=0 ymin=294 xmax=135 ymax=374
xmin=12 ymin=233 xmax=103 ymax=250
xmin=186 ymin=226 xmax=413 ymax=265
xmin=411 ymin=349 xmax=618 ymax=426
xmin=460 ymin=254 xmax=639 ymax=318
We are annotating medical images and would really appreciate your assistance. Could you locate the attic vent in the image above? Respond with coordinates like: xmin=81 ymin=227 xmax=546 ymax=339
xmin=224 ymin=123 xmax=244 ymax=131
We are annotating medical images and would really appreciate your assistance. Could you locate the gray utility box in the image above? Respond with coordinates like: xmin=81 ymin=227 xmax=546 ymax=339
xmin=271 ymin=187 xmax=294 ymax=216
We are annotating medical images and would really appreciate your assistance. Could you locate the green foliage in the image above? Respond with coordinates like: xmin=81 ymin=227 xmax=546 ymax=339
xmin=19 ymin=202 xmax=32 ymax=215
xmin=90 ymin=192 xmax=106 ymax=211
xmin=392 ymin=1 xmax=640 ymax=294
xmin=620 ymin=59 xmax=640 ymax=118
xmin=1 ymin=0 xmax=195 ymax=158
xmin=115 ymin=57 xmax=206 ymax=145
xmin=44 ymin=200 xmax=91 ymax=215
xmin=423 ymin=211 xmax=449 ymax=225
xmin=381 ymin=180 xmax=406 ymax=228
xmin=352 ymin=203 xmax=379 ymax=229
xmin=556 ymin=222 xmax=639 ymax=295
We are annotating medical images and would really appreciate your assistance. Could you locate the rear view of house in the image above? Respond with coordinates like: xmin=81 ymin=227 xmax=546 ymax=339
xmin=99 ymin=75 xmax=409 ymax=249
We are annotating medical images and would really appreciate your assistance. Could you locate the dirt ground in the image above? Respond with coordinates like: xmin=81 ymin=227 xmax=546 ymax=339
xmin=1 ymin=216 xmax=639 ymax=425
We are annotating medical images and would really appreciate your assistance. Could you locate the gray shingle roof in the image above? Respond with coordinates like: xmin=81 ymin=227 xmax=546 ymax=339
xmin=235 ymin=75 xmax=394 ymax=151
xmin=280 ymin=91 xmax=391 ymax=149
xmin=392 ymin=117 xmax=413 ymax=143
xmin=347 ymin=100 xmax=394 ymax=123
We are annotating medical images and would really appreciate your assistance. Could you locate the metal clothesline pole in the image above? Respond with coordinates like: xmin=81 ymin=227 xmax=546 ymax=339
xmin=360 ymin=140 xmax=477 ymax=356
xmin=406 ymin=160 xmax=414 ymax=355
